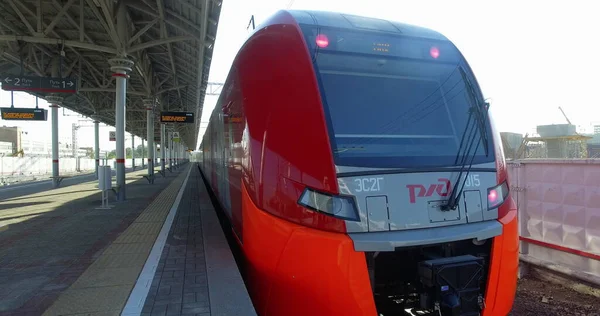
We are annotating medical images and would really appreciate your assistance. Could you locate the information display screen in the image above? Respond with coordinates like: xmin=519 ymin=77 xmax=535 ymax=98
xmin=0 ymin=107 xmax=48 ymax=121
xmin=160 ymin=111 xmax=194 ymax=123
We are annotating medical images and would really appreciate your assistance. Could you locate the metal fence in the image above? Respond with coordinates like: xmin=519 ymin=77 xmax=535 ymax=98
xmin=0 ymin=157 xmax=161 ymax=184
xmin=508 ymin=159 xmax=600 ymax=283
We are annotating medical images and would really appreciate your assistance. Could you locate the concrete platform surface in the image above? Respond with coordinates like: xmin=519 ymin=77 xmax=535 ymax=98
xmin=0 ymin=165 xmax=185 ymax=316
xmin=138 ymin=165 xmax=257 ymax=316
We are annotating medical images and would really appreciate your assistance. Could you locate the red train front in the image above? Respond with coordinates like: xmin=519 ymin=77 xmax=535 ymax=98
xmin=199 ymin=9 xmax=519 ymax=316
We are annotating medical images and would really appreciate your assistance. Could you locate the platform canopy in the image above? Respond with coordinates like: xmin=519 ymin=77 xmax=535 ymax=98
xmin=0 ymin=0 xmax=222 ymax=148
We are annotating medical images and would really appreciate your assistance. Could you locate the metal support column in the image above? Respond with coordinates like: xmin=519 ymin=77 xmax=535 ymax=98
xmin=131 ymin=135 xmax=135 ymax=170
xmin=169 ymin=132 xmax=173 ymax=170
xmin=47 ymin=95 xmax=63 ymax=188
xmin=110 ymin=2 xmax=133 ymax=200
xmin=161 ymin=124 xmax=166 ymax=174
xmin=94 ymin=118 xmax=100 ymax=178
xmin=145 ymin=99 xmax=155 ymax=179
xmin=173 ymin=140 xmax=176 ymax=167
xmin=109 ymin=58 xmax=134 ymax=201
xmin=47 ymin=56 xmax=63 ymax=188
xmin=51 ymin=103 xmax=59 ymax=184
xmin=141 ymin=138 xmax=145 ymax=168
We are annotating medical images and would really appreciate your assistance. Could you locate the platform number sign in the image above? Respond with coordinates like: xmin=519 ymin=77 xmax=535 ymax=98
xmin=1 ymin=75 xmax=77 ymax=94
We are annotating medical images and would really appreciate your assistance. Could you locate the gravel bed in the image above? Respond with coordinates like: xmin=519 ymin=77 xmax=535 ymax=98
xmin=509 ymin=275 xmax=599 ymax=316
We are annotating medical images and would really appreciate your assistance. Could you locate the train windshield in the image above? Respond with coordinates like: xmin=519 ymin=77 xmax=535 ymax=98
xmin=301 ymin=25 xmax=495 ymax=169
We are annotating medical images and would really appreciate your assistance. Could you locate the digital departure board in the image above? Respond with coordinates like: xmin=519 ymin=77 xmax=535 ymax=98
xmin=160 ymin=111 xmax=194 ymax=123
xmin=0 ymin=107 xmax=48 ymax=121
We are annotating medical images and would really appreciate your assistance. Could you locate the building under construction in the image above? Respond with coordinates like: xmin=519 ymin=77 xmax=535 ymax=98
xmin=501 ymin=124 xmax=593 ymax=159
xmin=500 ymin=106 xmax=595 ymax=159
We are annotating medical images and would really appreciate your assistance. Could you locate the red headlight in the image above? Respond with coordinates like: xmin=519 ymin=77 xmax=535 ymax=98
xmin=315 ymin=34 xmax=329 ymax=48
xmin=430 ymin=46 xmax=440 ymax=59
xmin=487 ymin=181 xmax=509 ymax=210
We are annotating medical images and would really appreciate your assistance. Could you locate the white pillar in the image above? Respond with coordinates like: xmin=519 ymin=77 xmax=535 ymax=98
xmin=94 ymin=118 xmax=99 ymax=178
xmin=144 ymin=98 xmax=154 ymax=178
xmin=131 ymin=135 xmax=135 ymax=170
xmin=161 ymin=124 xmax=166 ymax=173
xmin=174 ymin=139 xmax=178 ymax=167
xmin=109 ymin=58 xmax=134 ymax=201
xmin=47 ymin=96 xmax=62 ymax=188
xmin=48 ymin=57 xmax=62 ymax=188
xmin=169 ymin=131 xmax=173 ymax=170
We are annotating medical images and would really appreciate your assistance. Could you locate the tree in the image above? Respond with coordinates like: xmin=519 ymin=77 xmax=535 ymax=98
xmin=135 ymin=144 xmax=147 ymax=157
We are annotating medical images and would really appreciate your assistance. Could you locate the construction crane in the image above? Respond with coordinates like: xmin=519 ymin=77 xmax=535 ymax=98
xmin=558 ymin=106 xmax=572 ymax=125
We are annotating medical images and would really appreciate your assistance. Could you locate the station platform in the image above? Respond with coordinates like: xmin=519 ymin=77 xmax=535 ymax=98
xmin=0 ymin=163 xmax=255 ymax=316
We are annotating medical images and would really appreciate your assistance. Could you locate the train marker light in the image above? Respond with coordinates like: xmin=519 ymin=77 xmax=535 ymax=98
xmin=487 ymin=181 xmax=509 ymax=210
xmin=488 ymin=190 xmax=498 ymax=203
xmin=430 ymin=46 xmax=440 ymax=59
xmin=316 ymin=34 xmax=329 ymax=48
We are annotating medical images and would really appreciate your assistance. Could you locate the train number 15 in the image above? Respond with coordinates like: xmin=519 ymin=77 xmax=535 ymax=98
xmin=355 ymin=177 xmax=384 ymax=192
xmin=464 ymin=174 xmax=481 ymax=187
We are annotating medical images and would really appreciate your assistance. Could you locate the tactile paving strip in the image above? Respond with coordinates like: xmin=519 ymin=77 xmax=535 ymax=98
xmin=42 ymin=166 xmax=190 ymax=316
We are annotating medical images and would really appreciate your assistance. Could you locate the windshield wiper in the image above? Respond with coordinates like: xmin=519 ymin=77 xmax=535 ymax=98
xmin=462 ymin=67 xmax=490 ymax=157
xmin=441 ymin=66 xmax=489 ymax=211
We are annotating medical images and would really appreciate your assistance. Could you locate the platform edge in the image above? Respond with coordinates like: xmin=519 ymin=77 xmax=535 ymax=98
xmin=121 ymin=166 xmax=192 ymax=316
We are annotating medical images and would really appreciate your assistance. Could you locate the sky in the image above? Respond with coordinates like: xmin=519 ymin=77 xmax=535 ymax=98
xmin=0 ymin=88 xmax=144 ymax=153
xmin=197 ymin=0 xmax=600 ymax=148
xmin=1 ymin=0 xmax=598 ymax=153
xmin=0 ymin=91 xmax=117 ymax=152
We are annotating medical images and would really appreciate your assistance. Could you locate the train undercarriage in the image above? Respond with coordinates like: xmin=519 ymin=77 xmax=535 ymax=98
xmin=367 ymin=237 xmax=492 ymax=316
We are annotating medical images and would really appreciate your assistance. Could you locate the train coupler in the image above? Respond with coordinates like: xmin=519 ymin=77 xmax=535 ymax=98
xmin=418 ymin=255 xmax=485 ymax=316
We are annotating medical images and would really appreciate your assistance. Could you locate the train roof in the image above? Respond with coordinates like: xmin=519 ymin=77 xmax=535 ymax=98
xmin=286 ymin=10 xmax=449 ymax=41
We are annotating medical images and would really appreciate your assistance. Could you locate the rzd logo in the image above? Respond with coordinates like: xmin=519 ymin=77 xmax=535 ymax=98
xmin=406 ymin=178 xmax=451 ymax=203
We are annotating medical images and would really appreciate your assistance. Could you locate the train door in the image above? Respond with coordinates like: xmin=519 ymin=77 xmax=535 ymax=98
xmin=217 ymin=111 xmax=232 ymax=219
xmin=210 ymin=119 xmax=218 ymax=191
xmin=222 ymin=116 xmax=232 ymax=216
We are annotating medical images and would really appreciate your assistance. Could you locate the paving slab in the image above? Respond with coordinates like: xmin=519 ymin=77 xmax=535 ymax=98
xmin=139 ymin=165 xmax=256 ymax=316
xmin=0 ymin=165 xmax=187 ymax=316
xmin=42 ymin=165 xmax=190 ymax=316
xmin=138 ymin=167 xmax=208 ymax=316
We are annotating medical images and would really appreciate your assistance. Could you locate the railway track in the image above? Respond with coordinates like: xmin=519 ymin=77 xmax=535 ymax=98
xmin=510 ymin=275 xmax=599 ymax=316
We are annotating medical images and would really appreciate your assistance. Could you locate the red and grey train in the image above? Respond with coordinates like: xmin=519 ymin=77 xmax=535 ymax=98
xmin=198 ymin=9 xmax=519 ymax=316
